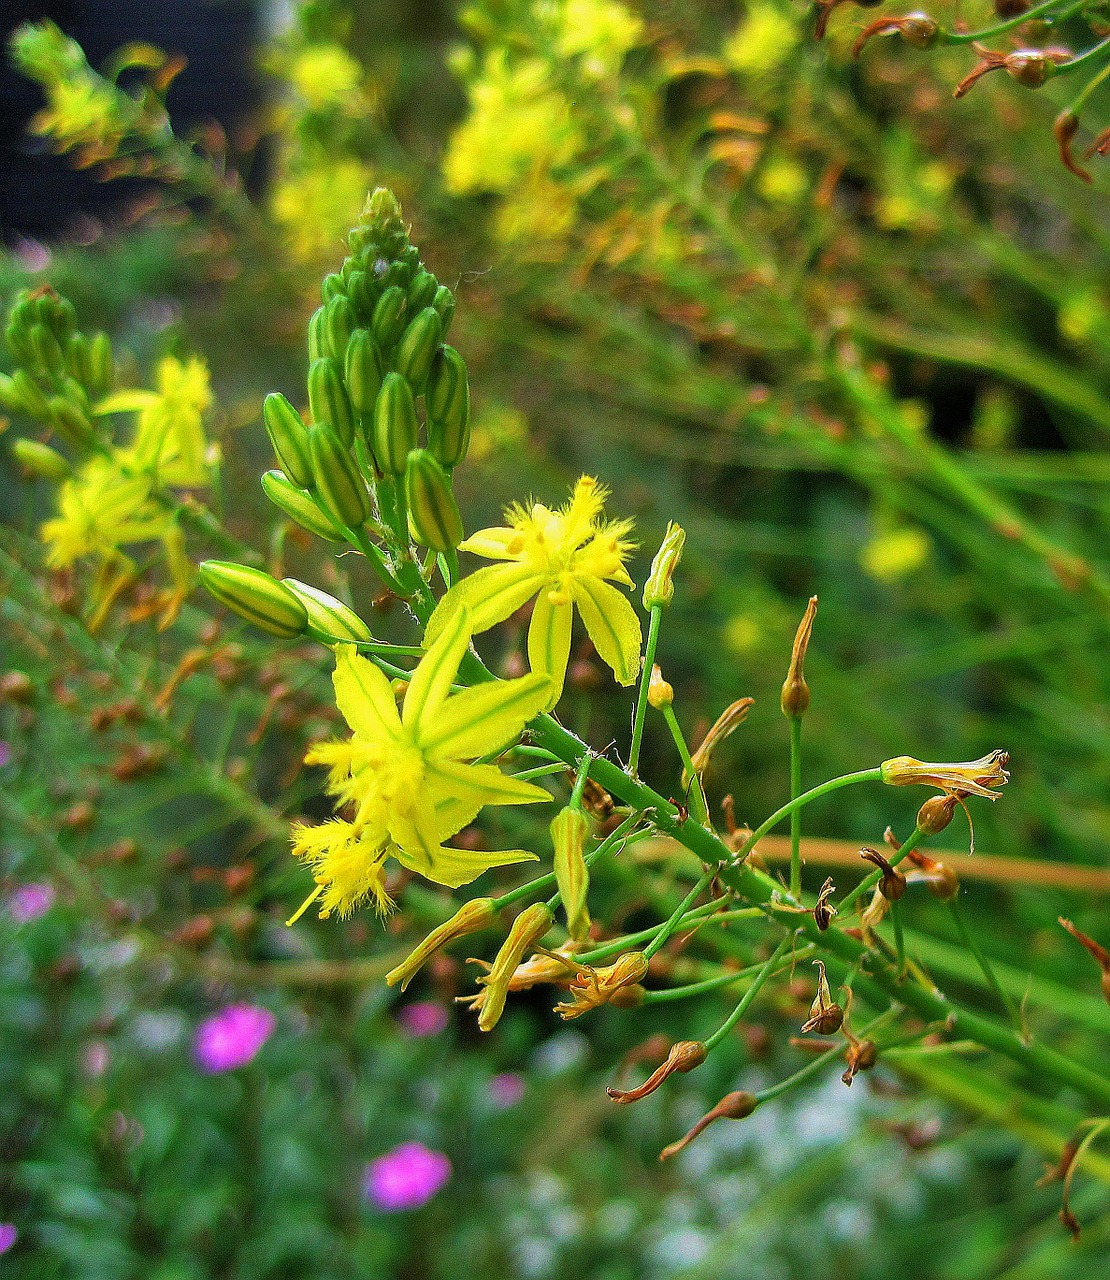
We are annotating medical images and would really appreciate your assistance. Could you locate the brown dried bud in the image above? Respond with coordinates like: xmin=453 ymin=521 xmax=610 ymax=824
xmin=916 ymin=793 xmax=959 ymax=834
xmin=905 ymin=851 xmax=960 ymax=900
xmin=860 ymin=848 xmax=907 ymax=901
xmin=607 ymin=1040 xmax=707 ymax=1104
xmin=659 ymin=1091 xmax=758 ymax=1160
xmin=60 ymin=800 xmax=96 ymax=832
xmin=813 ymin=877 xmax=837 ymax=930
xmin=852 ymin=13 xmax=939 ymax=59
xmin=580 ymin=777 xmax=615 ymax=822
xmin=781 ymin=596 xmax=817 ymax=718
xmin=555 ymin=951 xmax=650 ymax=1019
xmin=801 ymin=960 xmax=844 ymax=1035
xmin=687 ymin=697 xmax=754 ymax=783
xmin=1059 ymin=918 xmax=1110 ymax=1005
xmin=1054 ymin=110 xmax=1092 ymax=183
xmin=954 ymin=46 xmax=1070 ymax=99
xmin=842 ymin=1038 xmax=878 ymax=1085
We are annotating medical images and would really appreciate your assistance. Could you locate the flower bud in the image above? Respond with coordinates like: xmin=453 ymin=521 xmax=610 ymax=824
xmin=29 ymin=322 xmax=65 ymax=377
xmin=394 ymin=306 xmax=441 ymax=392
xmin=647 ymin=664 xmax=673 ymax=708
xmin=198 ymin=561 xmax=308 ymax=638
xmin=325 ymin=295 xmax=355 ymax=359
xmin=308 ymin=423 xmax=372 ymax=529
xmin=282 ymin=578 xmax=373 ymax=643
xmin=11 ymin=438 xmax=70 ymax=480
xmin=387 ymin=897 xmax=499 ymax=991
xmin=308 ymin=357 xmax=356 ymax=447
xmin=551 ymin=806 xmax=592 ymax=940
xmin=65 ymin=332 xmax=90 ymax=385
xmin=404 ymin=449 xmax=464 ymax=550
xmin=643 ymin=521 xmax=685 ymax=610
xmin=659 ymin=1091 xmax=758 ymax=1160
xmin=474 ymin=902 xmax=553 ymax=1031
xmin=88 ymin=331 xmax=115 ymax=397
xmin=261 ymin=470 xmax=346 ymax=542
xmin=426 ymin=345 xmax=471 ymax=468
xmin=860 ymin=847 xmax=906 ymax=900
xmin=370 ymin=284 xmax=408 ymax=351
xmin=781 ymin=595 xmax=817 ymax=718
xmin=687 ymin=696 xmax=754 ymax=784
xmin=11 ymin=369 xmax=50 ymax=418
xmin=607 ymin=1040 xmax=706 ymax=1104
xmin=407 ymin=269 xmax=439 ymax=312
xmin=916 ymin=793 xmax=959 ymax=834
xmin=373 ymin=372 xmax=419 ymax=475
xmin=308 ymin=306 xmax=329 ymax=361
xmin=47 ymin=395 xmax=94 ymax=446
xmin=263 ymin=392 xmax=313 ymax=489
xmin=344 ymin=329 xmax=383 ymax=416
xmin=348 ymin=270 xmax=378 ymax=323
xmin=321 ymin=272 xmax=345 ymax=304
xmin=432 ymin=284 xmax=455 ymax=336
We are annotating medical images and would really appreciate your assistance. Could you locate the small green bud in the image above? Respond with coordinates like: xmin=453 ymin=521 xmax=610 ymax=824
xmin=382 ymin=259 xmax=413 ymax=292
xmin=321 ymin=272 xmax=346 ymax=304
xmin=5 ymin=321 xmax=32 ymax=364
xmin=348 ymin=270 xmax=379 ymax=323
xmin=344 ymin=329 xmax=383 ymax=416
xmin=308 ymin=306 xmax=329 ymax=361
xmin=307 ymin=357 xmax=356 ymax=447
xmin=88 ymin=332 xmax=114 ymax=397
xmin=643 ymin=522 xmax=686 ymax=610
xmin=551 ymin=806 xmax=592 ymax=941
xmin=263 ymin=392 xmax=313 ymax=489
xmin=405 ymin=449 xmax=464 ymax=551
xmin=11 ymin=369 xmax=50 ymax=418
xmin=309 ymin=422 xmax=372 ymax=528
xmin=407 ymin=269 xmax=439 ymax=312
xmin=372 ymin=372 xmax=418 ymax=476
xmin=426 ymin=345 xmax=471 ymax=467
xmin=199 ymin=560 xmax=308 ymax=637
xmin=60 ymin=376 xmax=91 ymax=417
xmin=282 ymin=578 xmax=373 ymax=643
xmin=29 ymin=323 xmax=65 ymax=377
xmin=0 ymin=373 xmax=21 ymax=412
xmin=325 ymin=295 xmax=355 ymax=358
xmin=47 ymin=395 xmax=94 ymax=446
xmin=65 ymin=332 xmax=91 ymax=386
xmin=432 ymin=285 xmax=455 ymax=337
xmin=370 ymin=285 xmax=407 ymax=351
xmin=52 ymin=295 xmax=76 ymax=339
xmin=394 ymin=307 xmax=441 ymax=393
xmin=11 ymin=438 xmax=71 ymax=480
xmin=261 ymin=470 xmax=346 ymax=542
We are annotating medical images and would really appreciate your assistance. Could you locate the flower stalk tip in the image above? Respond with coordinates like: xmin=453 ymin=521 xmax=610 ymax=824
xmin=781 ymin=595 xmax=817 ymax=719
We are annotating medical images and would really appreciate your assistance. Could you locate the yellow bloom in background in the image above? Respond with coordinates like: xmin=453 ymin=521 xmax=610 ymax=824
xmin=271 ymin=157 xmax=371 ymax=263
xmin=41 ymin=455 xmax=170 ymax=570
xmin=554 ymin=0 xmax=644 ymax=79
xmin=288 ymin=44 xmax=362 ymax=111
xmin=291 ymin=606 xmax=553 ymax=921
xmin=860 ymin=526 xmax=931 ymax=582
xmin=723 ymin=3 xmax=799 ymax=77
xmin=426 ymin=477 xmax=641 ymax=708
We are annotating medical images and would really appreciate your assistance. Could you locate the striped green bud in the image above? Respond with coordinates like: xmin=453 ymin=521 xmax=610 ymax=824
xmin=405 ymin=449 xmax=464 ymax=551
xmin=432 ymin=285 xmax=455 ymax=337
xmin=325 ymin=295 xmax=355 ymax=358
xmin=5 ymin=321 xmax=32 ymax=363
xmin=551 ymin=806 xmax=592 ymax=941
xmin=47 ymin=395 xmax=95 ymax=446
xmin=65 ymin=332 xmax=91 ymax=386
xmin=643 ymin=522 xmax=686 ymax=610
xmin=309 ymin=423 xmax=371 ymax=528
xmin=370 ymin=285 xmax=407 ymax=351
xmin=407 ymin=269 xmax=439 ymax=312
xmin=321 ymin=272 xmax=346 ymax=303
xmin=282 ymin=578 xmax=373 ymax=643
xmin=11 ymin=438 xmax=71 ymax=480
xmin=344 ymin=329 xmax=383 ymax=416
xmin=199 ymin=561 xmax=308 ymax=638
xmin=394 ymin=307 xmax=441 ymax=392
xmin=372 ymin=372 xmax=418 ymax=476
xmin=29 ymin=323 xmax=65 ymax=376
xmin=60 ymin=377 xmax=91 ymax=417
xmin=426 ymin=345 xmax=471 ymax=467
xmin=308 ymin=307 xmax=329 ymax=361
xmin=382 ymin=260 xmax=412 ymax=291
xmin=348 ymin=270 xmax=378 ymax=323
xmin=263 ymin=392 xmax=313 ymax=489
xmin=307 ymin=357 xmax=356 ymax=447
xmin=11 ymin=370 xmax=50 ymax=418
xmin=261 ymin=470 xmax=346 ymax=542
xmin=88 ymin=332 xmax=114 ymax=396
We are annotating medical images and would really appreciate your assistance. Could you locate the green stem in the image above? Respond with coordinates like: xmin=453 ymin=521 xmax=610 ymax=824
xmin=789 ymin=715 xmax=803 ymax=899
xmin=949 ymin=896 xmax=1022 ymax=1032
xmin=891 ymin=899 xmax=905 ymax=976
xmin=351 ymin=528 xmax=407 ymax=596
xmin=569 ymin=753 xmax=592 ymax=808
xmin=628 ymin=603 xmax=661 ymax=776
xmin=754 ymin=1011 xmax=897 ymax=1104
xmin=945 ymin=0 xmax=1064 ymax=43
xmin=704 ymin=934 xmax=795 ymax=1051
xmin=640 ymin=941 xmax=813 ymax=1004
xmin=661 ymin=704 xmax=710 ymax=825
xmin=642 ymin=866 xmax=717 ymax=960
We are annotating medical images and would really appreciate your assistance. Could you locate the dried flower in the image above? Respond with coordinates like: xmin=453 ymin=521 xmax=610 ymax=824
xmin=1059 ymin=918 xmax=1110 ymax=1005
xmin=687 ymin=697 xmax=755 ymax=783
xmin=880 ymin=750 xmax=1009 ymax=800
xmin=607 ymin=1039 xmax=707 ymax=1104
xmin=860 ymin=848 xmax=906 ymax=900
xmin=659 ymin=1091 xmax=758 ymax=1160
xmin=813 ymin=876 xmax=837 ymax=930
xmin=781 ymin=595 xmax=816 ymax=718
xmin=801 ymin=960 xmax=844 ymax=1035
xmin=472 ymin=903 xmax=554 ymax=1031
xmin=554 ymin=951 xmax=650 ymax=1019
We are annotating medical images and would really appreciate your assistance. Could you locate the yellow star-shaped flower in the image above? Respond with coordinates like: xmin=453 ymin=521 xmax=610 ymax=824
xmin=291 ymin=605 xmax=552 ymax=920
xmin=426 ymin=476 xmax=641 ymax=708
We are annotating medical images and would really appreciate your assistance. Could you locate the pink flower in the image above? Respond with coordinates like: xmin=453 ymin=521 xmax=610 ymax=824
xmin=489 ymin=1072 xmax=526 ymax=1109
xmin=8 ymin=883 xmax=55 ymax=924
xmin=0 ymin=740 xmax=11 ymax=768
xmin=363 ymin=1142 xmax=451 ymax=1211
xmin=193 ymin=1004 xmax=275 ymax=1073
xmin=397 ymin=1001 xmax=449 ymax=1037
xmin=0 ymin=1224 xmax=16 ymax=1253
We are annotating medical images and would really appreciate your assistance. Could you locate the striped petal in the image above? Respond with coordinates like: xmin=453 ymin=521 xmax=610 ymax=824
xmin=403 ymin=603 xmax=472 ymax=732
xmin=570 ymin=577 xmax=642 ymax=687
xmin=424 ymin=758 xmax=552 ymax=810
xmin=390 ymin=808 xmax=538 ymax=888
xmin=417 ymin=673 xmax=551 ymax=759
xmin=332 ymin=644 xmax=402 ymax=740
xmin=528 ymin=589 xmax=573 ymax=710
xmin=424 ymin=564 xmax=543 ymax=648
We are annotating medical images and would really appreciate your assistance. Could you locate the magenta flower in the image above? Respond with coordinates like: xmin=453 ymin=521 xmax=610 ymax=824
xmin=8 ymin=883 xmax=55 ymax=924
xmin=193 ymin=1004 xmax=275 ymax=1073
xmin=363 ymin=1142 xmax=451 ymax=1211
xmin=397 ymin=1001 xmax=449 ymax=1037
xmin=0 ymin=1224 xmax=16 ymax=1253
xmin=489 ymin=1072 xmax=526 ymax=1109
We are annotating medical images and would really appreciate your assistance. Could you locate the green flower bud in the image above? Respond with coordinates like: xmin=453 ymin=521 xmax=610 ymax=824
xmin=344 ymin=329 xmax=383 ymax=416
xmin=88 ymin=332 xmax=114 ymax=396
xmin=199 ymin=560 xmax=308 ymax=637
xmin=370 ymin=285 xmax=407 ymax=351
xmin=308 ymin=306 xmax=329 ymax=361
xmin=643 ymin=522 xmax=686 ymax=610
xmin=426 ymin=345 xmax=471 ymax=467
xmin=309 ymin=422 xmax=372 ymax=528
xmin=405 ymin=449 xmax=464 ymax=551
xmin=394 ymin=306 xmax=441 ymax=393
xmin=263 ymin=392 xmax=313 ymax=489
xmin=0 ymin=373 xmax=20 ymax=413
xmin=407 ymin=269 xmax=439 ymax=312
xmin=372 ymin=372 xmax=418 ymax=476
xmin=52 ymin=295 xmax=76 ymax=339
xmin=47 ymin=396 xmax=94 ymax=446
xmin=261 ymin=470 xmax=346 ymax=542
xmin=321 ymin=272 xmax=345 ymax=304
xmin=29 ymin=323 xmax=65 ymax=377
xmin=5 ymin=321 xmax=32 ymax=364
xmin=11 ymin=369 xmax=50 ymax=418
xmin=65 ymin=332 xmax=91 ymax=386
xmin=11 ymin=438 xmax=71 ymax=480
xmin=282 ymin=578 xmax=373 ymax=642
xmin=60 ymin=376 xmax=91 ymax=417
xmin=432 ymin=284 xmax=455 ymax=337
xmin=551 ymin=806 xmax=592 ymax=941
xmin=325 ymin=295 xmax=355 ymax=358
xmin=348 ymin=270 xmax=379 ymax=323
xmin=382 ymin=259 xmax=413 ymax=291
xmin=307 ymin=357 xmax=356 ymax=447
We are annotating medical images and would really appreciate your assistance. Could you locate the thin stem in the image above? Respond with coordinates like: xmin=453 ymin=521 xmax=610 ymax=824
xmin=704 ymin=934 xmax=796 ymax=1050
xmin=628 ymin=604 xmax=661 ymax=776
xmin=789 ymin=715 xmax=803 ymax=899
xmin=350 ymin=528 xmax=407 ymax=596
xmin=945 ymin=0 xmax=1064 ymax=43
xmin=570 ymin=753 xmax=592 ymax=808
xmin=949 ymin=896 xmax=1023 ymax=1032
xmin=754 ymin=1011 xmax=897 ymax=1104
xmin=891 ymin=899 xmax=906 ymax=976
xmin=642 ymin=865 xmax=717 ymax=960
xmin=640 ymin=941 xmax=813 ymax=1004
xmin=661 ymin=704 xmax=709 ymax=825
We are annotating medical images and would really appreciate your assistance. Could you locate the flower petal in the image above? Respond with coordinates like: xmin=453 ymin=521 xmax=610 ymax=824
xmin=527 ymin=589 xmax=573 ymax=710
xmin=403 ymin=603 xmax=472 ymax=732
xmin=417 ymin=673 xmax=551 ymax=759
xmin=390 ymin=809 xmax=538 ymax=889
xmin=457 ymin=525 xmax=523 ymax=560
xmin=332 ymin=644 xmax=402 ymax=739
xmin=425 ymin=758 xmax=552 ymax=809
xmin=424 ymin=564 xmax=544 ymax=647
xmin=570 ymin=577 xmax=642 ymax=686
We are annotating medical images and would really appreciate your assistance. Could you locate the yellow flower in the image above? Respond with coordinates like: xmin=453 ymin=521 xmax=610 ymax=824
xmin=860 ymin=526 xmax=931 ymax=582
xmin=41 ymin=455 xmax=170 ymax=569
xmin=723 ymin=3 xmax=799 ymax=77
xmin=426 ymin=477 xmax=641 ymax=708
xmin=554 ymin=0 xmax=643 ymax=79
xmin=288 ymin=44 xmax=362 ymax=112
xmin=34 ymin=78 xmax=127 ymax=152
xmin=880 ymin=750 xmax=1010 ymax=800
xmin=271 ymin=158 xmax=371 ymax=263
xmin=290 ymin=606 xmax=553 ymax=921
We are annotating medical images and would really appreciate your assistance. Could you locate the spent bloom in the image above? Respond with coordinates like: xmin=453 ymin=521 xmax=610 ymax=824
xmin=364 ymin=1142 xmax=451 ymax=1211
xmin=879 ymin=749 xmax=1010 ymax=800
xmin=291 ymin=606 xmax=552 ymax=921
xmin=426 ymin=476 xmax=640 ymax=708
xmin=193 ymin=1004 xmax=275 ymax=1073
xmin=8 ymin=882 xmax=55 ymax=924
